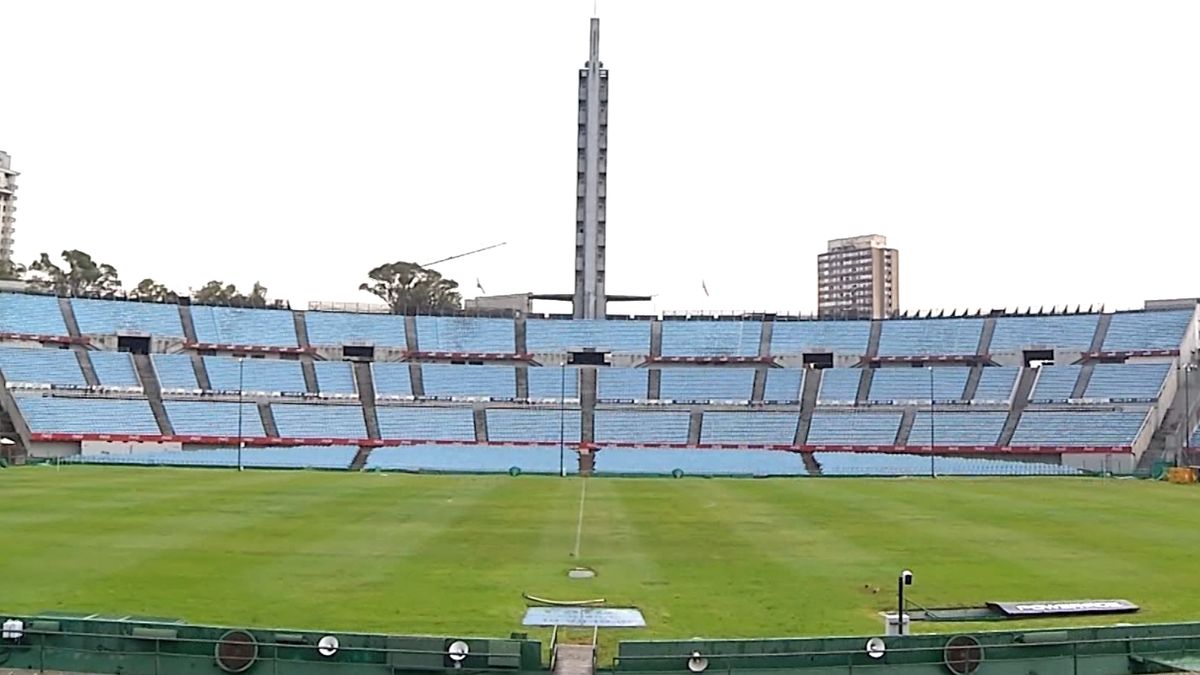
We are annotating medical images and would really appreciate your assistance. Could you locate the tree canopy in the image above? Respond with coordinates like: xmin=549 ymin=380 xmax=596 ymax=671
xmin=130 ymin=278 xmax=178 ymax=303
xmin=28 ymin=250 xmax=121 ymax=296
xmin=193 ymin=280 xmax=269 ymax=307
xmin=360 ymin=261 xmax=462 ymax=313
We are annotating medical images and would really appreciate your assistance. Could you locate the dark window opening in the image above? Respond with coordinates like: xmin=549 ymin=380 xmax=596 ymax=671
xmin=342 ymin=345 xmax=375 ymax=361
xmin=1023 ymin=349 xmax=1054 ymax=367
xmin=570 ymin=350 xmax=608 ymax=366
xmin=117 ymin=335 xmax=151 ymax=355
xmin=803 ymin=352 xmax=834 ymax=369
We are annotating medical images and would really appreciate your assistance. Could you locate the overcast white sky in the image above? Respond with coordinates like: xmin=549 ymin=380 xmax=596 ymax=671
xmin=2 ymin=1 xmax=1197 ymax=316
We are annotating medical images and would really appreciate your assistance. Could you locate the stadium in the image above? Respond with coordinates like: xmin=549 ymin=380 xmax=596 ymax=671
xmin=3 ymin=10 xmax=1200 ymax=675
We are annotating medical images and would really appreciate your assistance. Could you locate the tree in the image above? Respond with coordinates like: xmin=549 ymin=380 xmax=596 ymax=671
xmin=0 ymin=260 xmax=25 ymax=281
xmin=360 ymin=261 xmax=462 ymax=313
xmin=28 ymin=250 xmax=121 ymax=296
xmin=193 ymin=280 xmax=269 ymax=307
xmin=130 ymin=278 xmax=178 ymax=303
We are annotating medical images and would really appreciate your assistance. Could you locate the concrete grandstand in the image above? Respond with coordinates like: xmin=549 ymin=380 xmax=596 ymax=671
xmin=0 ymin=291 xmax=1195 ymax=476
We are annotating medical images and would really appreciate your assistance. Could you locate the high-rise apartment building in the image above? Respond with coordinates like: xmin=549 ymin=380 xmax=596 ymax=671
xmin=816 ymin=235 xmax=899 ymax=320
xmin=0 ymin=151 xmax=16 ymax=266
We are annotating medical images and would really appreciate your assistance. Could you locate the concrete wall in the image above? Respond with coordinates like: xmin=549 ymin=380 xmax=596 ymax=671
xmin=81 ymin=440 xmax=182 ymax=455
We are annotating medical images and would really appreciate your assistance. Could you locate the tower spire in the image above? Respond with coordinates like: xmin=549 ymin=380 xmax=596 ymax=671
xmin=573 ymin=18 xmax=608 ymax=319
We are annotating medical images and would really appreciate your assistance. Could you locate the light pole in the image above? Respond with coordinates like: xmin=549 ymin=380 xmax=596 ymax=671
xmin=928 ymin=366 xmax=936 ymax=478
xmin=237 ymin=357 xmax=244 ymax=472
xmin=559 ymin=363 xmax=566 ymax=477
xmin=897 ymin=569 xmax=913 ymax=635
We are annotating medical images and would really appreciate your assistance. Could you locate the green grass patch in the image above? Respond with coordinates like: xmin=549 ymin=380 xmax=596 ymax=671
xmin=2 ymin=466 xmax=1198 ymax=646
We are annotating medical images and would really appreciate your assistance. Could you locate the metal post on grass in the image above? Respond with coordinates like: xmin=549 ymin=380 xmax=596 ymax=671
xmin=1184 ymin=363 xmax=1195 ymax=466
xmin=897 ymin=569 xmax=912 ymax=635
xmin=559 ymin=363 xmax=566 ymax=477
xmin=237 ymin=357 xmax=244 ymax=472
xmin=928 ymin=366 xmax=936 ymax=478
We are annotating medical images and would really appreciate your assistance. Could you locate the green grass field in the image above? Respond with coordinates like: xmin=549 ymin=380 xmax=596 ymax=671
xmin=3 ymin=466 xmax=1199 ymax=645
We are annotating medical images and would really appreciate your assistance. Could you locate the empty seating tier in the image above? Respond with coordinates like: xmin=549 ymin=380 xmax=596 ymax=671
xmin=660 ymin=321 xmax=761 ymax=357
xmin=659 ymin=368 xmax=754 ymax=403
xmin=89 ymin=351 xmax=140 ymax=387
xmin=152 ymin=354 xmax=199 ymax=391
xmin=1011 ymin=411 xmax=1148 ymax=447
xmin=69 ymin=446 xmax=358 ymax=470
xmin=763 ymin=369 xmax=803 ymax=403
xmin=164 ymin=400 xmax=264 ymax=437
xmin=0 ymin=293 xmax=67 ymax=336
xmin=376 ymin=406 xmax=475 ymax=441
xmin=595 ymin=410 xmax=691 ymax=443
xmin=807 ymin=412 xmax=902 ymax=445
xmin=1030 ymin=366 xmax=1080 ymax=403
xmin=273 ymin=403 xmax=366 ymax=438
xmin=877 ymin=318 xmax=984 ymax=357
xmin=701 ymin=412 xmax=796 ymax=445
xmin=1084 ymin=363 xmax=1170 ymax=401
xmin=0 ymin=347 xmax=84 ymax=386
xmin=815 ymin=453 xmax=1080 ymax=476
xmin=973 ymin=367 xmax=1018 ymax=402
xmin=990 ymin=314 xmax=1098 ymax=352
xmin=421 ymin=364 xmax=514 ymax=400
xmin=770 ymin=320 xmax=870 ymax=355
xmin=527 ymin=367 xmax=580 ymax=400
xmin=525 ymin=318 xmax=649 ymax=354
xmin=314 ymin=361 xmax=357 ymax=395
xmin=868 ymin=368 xmax=968 ymax=403
xmin=414 ymin=316 xmax=513 ymax=353
xmin=305 ymin=312 xmax=406 ymax=347
xmin=486 ymin=409 xmax=581 ymax=442
xmin=18 ymin=396 xmax=160 ymax=435
xmin=71 ymin=298 xmax=184 ymax=337
xmin=597 ymin=368 xmax=648 ymax=401
xmin=816 ymin=369 xmax=861 ymax=404
xmin=593 ymin=448 xmax=808 ymax=477
xmin=191 ymin=306 xmax=298 ymax=347
xmin=1102 ymin=309 xmax=1194 ymax=352
xmin=204 ymin=356 xmax=306 ymax=394
xmin=908 ymin=412 xmax=1006 ymax=446
xmin=372 ymin=363 xmax=413 ymax=398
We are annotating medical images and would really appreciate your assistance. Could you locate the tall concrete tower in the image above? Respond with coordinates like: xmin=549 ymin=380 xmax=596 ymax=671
xmin=0 ymin=151 xmax=16 ymax=267
xmin=573 ymin=18 xmax=608 ymax=319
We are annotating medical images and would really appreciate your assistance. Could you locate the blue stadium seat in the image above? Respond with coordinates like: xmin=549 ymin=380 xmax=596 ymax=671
xmin=1102 ymin=310 xmax=1195 ymax=352
xmin=415 ymin=316 xmax=514 ymax=353
xmin=593 ymin=448 xmax=808 ymax=476
xmin=0 ymin=346 xmax=85 ymax=386
xmin=594 ymin=410 xmax=690 ymax=443
xmin=17 ymin=396 xmax=160 ymax=434
xmin=701 ymin=412 xmax=797 ymax=444
xmin=877 ymin=318 xmax=984 ymax=357
xmin=372 ymin=363 xmax=413 ymax=398
xmin=525 ymin=319 xmax=650 ymax=354
xmin=814 ymin=452 xmax=1080 ymax=476
xmin=1030 ymin=365 xmax=1080 ymax=402
xmin=763 ymin=369 xmax=803 ymax=403
xmin=376 ymin=406 xmax=475 ymax=440
xmin=89 ymin=351 xmax=140 ymax=387
xmin=305 ymin=312 xmax=406 ymax=347
xmin=0 ymin=292 xmax=68 ymax=336
xmin=908 ymin=412 xmax=1006 ymax=446
xmin=973 ymin=367 xmax=1018 ymax=402
xmin=366 ymin=445 xmax=569 ymax=474
xmin=71 ymin=298 xmax=184 ymax=337
xmin=314 ymin=361 xmax=357 ymax=395
xmin=421 ymin=364 xmax=514 ymax=400
xmin=70 ymin=446 xmax=358 ymax=470
xmin=272 ymin=403 xmax=365 ymax=438
xmin=660 ymin=321 xmax=761 ymax=357
xmin=596 ymin=368 xmax=648 ymax=401
xmin=204 ymin=356 xmax=307 ymax=394
xmin=164 ymin=400 xmax=265 ymax=437
xmin=816 ymin=369 xmax=861 ymax=404
xmin=990 ymin=314 xmax=1098 ymax=352
xmin=486 ymin=409 xmax=581 ymax=442
xmin=1084 ymin=363 xmax=1171 ymax=401
xmin=770 ymin=320 xmax=870 ymax=355
xmin=868 ymin=368 xmax=968 ymax=403
xmin=191 ymin=306 xmax=298 ymax=347
xmin=152 ymin=354 xmax=199 ymax=391
xmin=807 ymin=412 xmax=902 ymax=445
xmin=527 ymin=367 xmax=580 ymax=400
xmin=1011 ymin=410 xmax=1148 ymax=446
xmin=659 ymin=368 xmax=754 ymax=403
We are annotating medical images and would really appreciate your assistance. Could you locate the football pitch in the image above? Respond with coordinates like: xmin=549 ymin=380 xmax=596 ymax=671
xmin=3 ymin=466 xmax=1199 ymax=643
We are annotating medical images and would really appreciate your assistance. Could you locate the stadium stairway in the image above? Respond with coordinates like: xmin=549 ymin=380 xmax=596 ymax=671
xmin=300 ymin=358 xmax=319 ymax=394
xmin=997 ymin=367 xmax=1037 ymax=445
xmin=801 ymin=450 xmax=822 ymax=475
xmin=133 ymin=353 xmax=175 ymax=435
xmin=178 ymin=303 xmax=199 ymax=343
xmin=258 ymin=402 xmax=280 ymax=437
xmin=793 ymin=368 xmax=822 ymax=445
xmin=749 ymin=322 xmax=773 ymax=401
xmin=854 ymin=368 xmax=873 ymax=405
xmin=580 ymin=368 xmax=597 ymax=443
xmin=473 ymin=406 xmax=488 ymax=442
xmin=352 ymin=362 xmax=382 ymax=440
xmin=976 ymin=315 xmax=997 ymax=357
xmin=962 ymin=364 xmax=984 ymax=401
xmin=896 ymin=408 xmax=916 ymax=445
xmin=350 ymin=445 xmax=373 ymax=470
xmin=687 ymin=409 xmax=703 ymax=445
xmin=1088 ymin=313 xmax=1113 ymax=353
xmin=190 ymin=352 xmax=212 ymax=390
xmin=1070 ymin=361 xmax=1096 ymax=399
xmin=553 ymin=644 xmax=595 ymax=675
xmin=57 ymin=296 xmax=83 ymax=340
xmin=73 ymin=348 xmax=100 ymax=387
